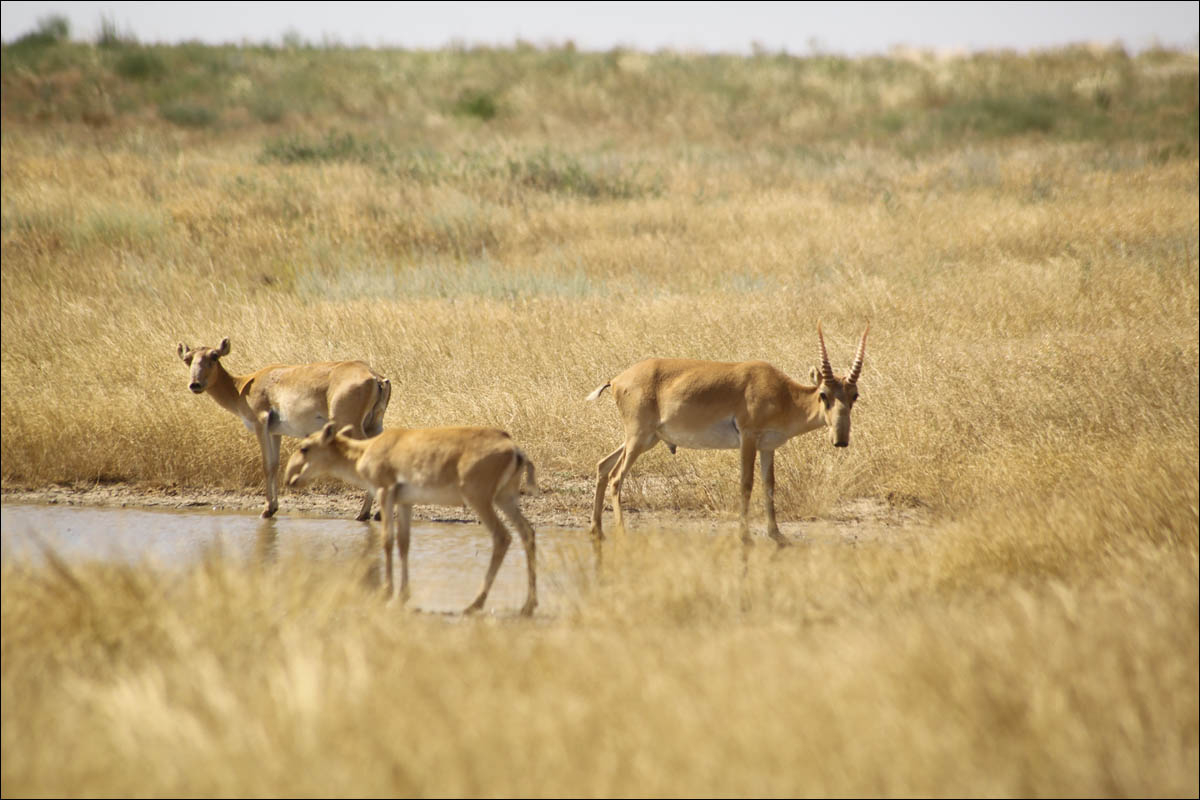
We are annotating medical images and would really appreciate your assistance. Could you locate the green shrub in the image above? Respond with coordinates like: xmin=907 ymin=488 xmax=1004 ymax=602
xmin=938 ymin=93 xmax=1060 ymax=137
xmin=250 ymin=95 xmax=286 ymax=124
xmin=9 ymin=15 xmax=71 ymax=49
xmin=97 ymin=16 xmax=138 ymax=49
xmin=115 ymin=49 xmax=166 ymax=81
xmin=159 ymin=102 xmax=217 ymax=128
xmin=453 ymin=89 xmax=500 ymax=120
xmin=260 ymin=130 xmax=393 ymax=164
xmin=506 ymin=150 xmax=657 ymax=199
xmin=37 ymin=14 xmax=71 ymax=41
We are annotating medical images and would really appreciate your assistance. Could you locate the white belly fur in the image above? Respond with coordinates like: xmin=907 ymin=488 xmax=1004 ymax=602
xmin=395 ymin=484 xmax=465 ymax=506
xmin=268 ymin=384 xmax=332 ymax=438
xmin=243 ymin=406 xmax=329 ymax=439
xmin=658 ymin=418 xmax=741 ymax=450
xmin=271 ymin=411 xmax=326 ymax=439
xmin=758 ymin=429 xmax=792 ymax=450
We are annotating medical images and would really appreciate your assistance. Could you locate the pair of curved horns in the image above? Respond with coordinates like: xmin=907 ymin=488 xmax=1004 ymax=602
xmin=817 ymin=322 xmax=869 ymax=385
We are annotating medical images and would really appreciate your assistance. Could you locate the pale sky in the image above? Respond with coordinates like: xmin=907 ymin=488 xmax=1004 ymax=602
xmin=1 ymin=1 xmax=1197 ymax=55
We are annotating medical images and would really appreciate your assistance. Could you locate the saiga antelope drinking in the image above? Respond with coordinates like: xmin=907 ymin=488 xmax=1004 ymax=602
xmin=176 ymin=338 xmax=391 ymax=519
xmin=586 ymin=323 xmax=869 ymax=545
xmin=284 ymin=423 xmax=539 ymax=616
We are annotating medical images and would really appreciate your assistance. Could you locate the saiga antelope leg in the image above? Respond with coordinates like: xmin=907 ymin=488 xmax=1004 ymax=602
xmin=738 ymin=437 xmax=758 ymax=546
xmin=759 ymin=449 xmax=789 ymax=547
xmin=354 ymin=487 xmax=376 ymax=523
xmin=462 ymin=499 xmax=513 ymax=615
xmin=589 ymin=445 xmax=625 ymax=540
xmin=379 ymin=485 xmax=397 ymax=600
xmin=255 ymin=425 xmax=282 ymax=519
xmin=498 ymin=496 xmax=538 ymax=616
xmin=611 ymin=436 xmax=655 ymax=531
xmin=338 ymin=417 xmax=378 ymax=522
xmin=394 ymin=502 xmax=413 ymax=603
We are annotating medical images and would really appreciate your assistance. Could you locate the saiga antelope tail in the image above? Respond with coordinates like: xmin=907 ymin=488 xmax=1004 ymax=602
xmin=517 ymin=450 xmax=540 ymax=495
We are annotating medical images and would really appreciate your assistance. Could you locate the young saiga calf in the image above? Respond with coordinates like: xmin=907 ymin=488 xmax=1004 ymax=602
xmin=586 ymin=323 xmax=868 ymax=546
xmin=284 ymin=423 xmax=539 ymax=616
xmin=176 ymin=338 xmax=391 ymax=519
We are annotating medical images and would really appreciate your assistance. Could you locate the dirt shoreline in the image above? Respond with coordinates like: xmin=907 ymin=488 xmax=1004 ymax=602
xmin=2 ymin=480 xmax=927 ymax=544
xmin=1 ymin=481 xmax=588 ymax=527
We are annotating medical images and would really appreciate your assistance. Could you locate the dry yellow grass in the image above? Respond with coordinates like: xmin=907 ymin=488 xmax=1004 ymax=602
xmin=2 ymin=142 xmax=1194 ymax=520
xmin=2 ymin=43 xmax=1197 ymax=796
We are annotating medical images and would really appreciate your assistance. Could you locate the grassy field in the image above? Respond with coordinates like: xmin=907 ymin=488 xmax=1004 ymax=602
xmin=2 ymin=32 xmax=1198 ymax=796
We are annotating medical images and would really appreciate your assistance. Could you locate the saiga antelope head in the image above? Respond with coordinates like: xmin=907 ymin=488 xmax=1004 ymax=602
xmin=283 ymin=422 xmax=356 ymax=490
xmin=809 ymin=323 xmax=869 ymax=448
xmin=176 ymin=337 xmax=231 ymax=394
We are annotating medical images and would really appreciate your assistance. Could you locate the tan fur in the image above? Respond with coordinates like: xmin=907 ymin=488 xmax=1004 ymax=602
xmin=587 ymin=324 xmax=868 ymax=545
xmin=176 ymin=337 xmax=391 ymax=520
xmin=283 ymin=424 xmax=538 ymax=616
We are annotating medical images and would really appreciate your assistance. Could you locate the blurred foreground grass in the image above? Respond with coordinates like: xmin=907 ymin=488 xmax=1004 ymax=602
xmin=3 ymin=462 xmax=1195 ymax=796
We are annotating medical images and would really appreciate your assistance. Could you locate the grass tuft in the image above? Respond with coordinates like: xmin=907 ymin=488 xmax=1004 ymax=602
xmin=114 ymin=48 xmax=167 ymax=81
xmin=452 ymin=87 xmax=501 ymax=120
xmin=158 ymin=101 xmax=217 ymax=128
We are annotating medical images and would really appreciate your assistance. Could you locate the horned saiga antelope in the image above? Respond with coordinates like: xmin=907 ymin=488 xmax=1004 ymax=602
xmin=176 ymin=338 xmax=391 ymax=519
xmin=586 ymin=323 xmax=869 ymax=545
xmin=284 ymin=423 xmax=539 ymax=616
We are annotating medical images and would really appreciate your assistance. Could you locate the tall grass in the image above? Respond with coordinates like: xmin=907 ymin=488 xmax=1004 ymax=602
xmin=1 ymin=141 xmax=1194 ymax=518
xmin=2 ymin=41 xmax=1197 ymax=796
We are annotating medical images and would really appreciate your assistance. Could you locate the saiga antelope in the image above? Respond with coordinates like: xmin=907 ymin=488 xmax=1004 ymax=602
xmin=586 ymin=323 xmax=868 ymax=545
xmin=176 ymin=338 xmax=391 ymax=520
xmin=284 ymin=423 xmax=539 ymax=616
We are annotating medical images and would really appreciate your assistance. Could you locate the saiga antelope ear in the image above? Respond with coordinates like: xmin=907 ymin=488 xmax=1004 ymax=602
xmin=177 ymin=343 xmax=191 ymax=364
xmin=319 ymin=422 xmax=337 ymax=444
xmin=216 ymin=337 xmax=231 ymax=358
xmin=810 ymin=366 xmax=821 ymax=385
xmin=337 ymin=425 xmax=357 ymax=439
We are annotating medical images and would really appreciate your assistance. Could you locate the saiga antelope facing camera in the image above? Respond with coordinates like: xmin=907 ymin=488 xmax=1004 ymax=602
xmin=586 ymin=323 xmax=868 ymax=546
xmin=176 ymin=338 xmax=391 ymax=520
xmin=284 ymin=423 xmax=539 ymax=617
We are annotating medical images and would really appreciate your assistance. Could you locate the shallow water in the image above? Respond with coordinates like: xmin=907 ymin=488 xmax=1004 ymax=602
xmin=0 ymin=503 xmax=592 ymax=615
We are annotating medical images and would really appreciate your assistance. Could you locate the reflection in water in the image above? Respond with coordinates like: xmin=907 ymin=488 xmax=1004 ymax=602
xmin=254 ymin=517 xmax=279 ymax=564
xmin=1 ymin=503 xmax=590 ymax=614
